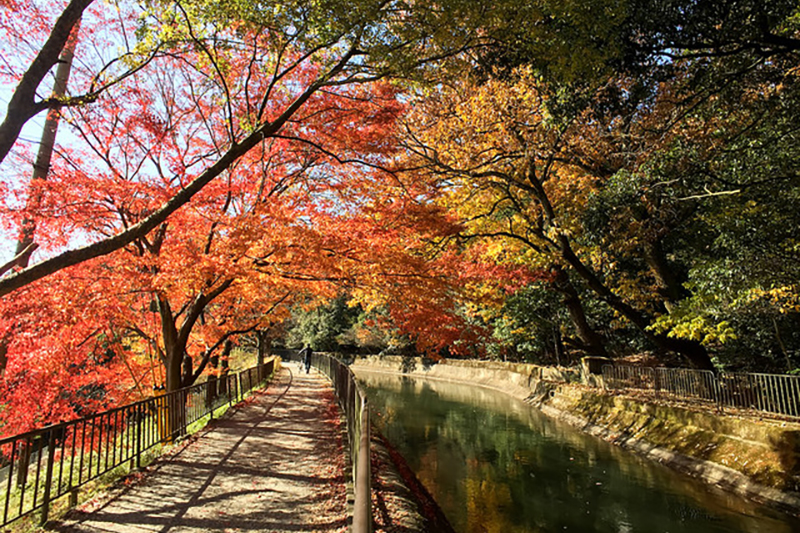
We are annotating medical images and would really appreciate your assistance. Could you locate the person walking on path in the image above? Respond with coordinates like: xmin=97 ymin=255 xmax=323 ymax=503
xmin=54 ymin=366 xmax=348 ymax=533
xmin=299 ymin=344 xmax=313 ymax=373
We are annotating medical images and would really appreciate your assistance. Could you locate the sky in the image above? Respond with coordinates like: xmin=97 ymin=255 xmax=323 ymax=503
xmin=0 ymin=0 xmax=127 ymax=268
xmin=0 ymin=86 xmax=48 ymax=264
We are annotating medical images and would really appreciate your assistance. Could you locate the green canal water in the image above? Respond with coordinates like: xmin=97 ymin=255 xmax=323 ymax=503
xmin=356 ymin=369 xmax=800 ymax=533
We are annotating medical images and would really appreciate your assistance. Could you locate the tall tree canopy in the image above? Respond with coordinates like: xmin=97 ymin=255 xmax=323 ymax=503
xmin=473 ymin=1 xmax=800 ymax=369
xmin=3 ymin=0 xmax=800 ymax=433
xmin=0 ymin=0 xmax=508 ymax=296
xmin=0 ymin=0 xmax=501 ymax=430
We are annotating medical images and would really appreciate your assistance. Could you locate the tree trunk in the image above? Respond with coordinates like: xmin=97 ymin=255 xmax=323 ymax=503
xmin=552 ymin=267 xmax=607 ymax=357
xmin=222 ymin=339 xmax=233 ymax=362
xmin=557 ymin=235 xmax=715 ymax=370
xmin=256 ymin=330 xmax=270 ymax=367
xmin=219 ymin=352 xmax=230 ymax=396
xmin=0 ymin=339 xmax=8 ymax=378
xmin=256 ymin=330 xmax=270 ymax=381
xmin=552 ymin=324 xmax=564 ymax=366
xmin=206 ymin=353 xmax=219 ymax=410
xmin=181 ymin=354 xmax=193 ymax=388
xmin=159 ymin=298 xmax=183 ymax=393
xmin=15 ymin=23 xmax=79 ymax=263
xmin=157 ymin=297 xmax=186 ymax=439
xmin=642 ymin=240 xmax=688 ymax=312
xmin=159 ymin=279 xmax=234 ymax=394
xmin=0 ymin=0 xmax=91 ymax=165
xmin=162 ymin=337 xmax=184 ymax=437
xmin=0 ymin=28 xmax=78 ymax=377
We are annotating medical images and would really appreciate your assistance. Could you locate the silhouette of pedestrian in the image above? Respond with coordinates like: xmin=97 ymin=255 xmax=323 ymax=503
xmin=299 ymin=345 xmax=312 ymax=373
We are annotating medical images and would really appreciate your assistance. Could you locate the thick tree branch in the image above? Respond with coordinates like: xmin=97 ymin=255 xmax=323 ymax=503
xmin=176 ymin=279 xmax=235 ymax=349
xmin=0 ymin=244 xmax=39 ymax=277
xmin=0 ymin=0 xmax=94 ymax=164
xmin=0 ymin=47 xmax=357 ymax=298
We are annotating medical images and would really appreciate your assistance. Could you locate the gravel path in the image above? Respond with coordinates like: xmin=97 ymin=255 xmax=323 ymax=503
xmin=55 ymin=364 xmax=349 ymax=533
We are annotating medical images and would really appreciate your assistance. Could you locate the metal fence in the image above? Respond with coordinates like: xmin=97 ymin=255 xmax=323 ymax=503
xmin=278 ymin=349 xmax=372 ymax=533
xmin=0 ymin=360 xmax=277 ymax=528
xmin=602 ymin=365 xmax=800 ymax=418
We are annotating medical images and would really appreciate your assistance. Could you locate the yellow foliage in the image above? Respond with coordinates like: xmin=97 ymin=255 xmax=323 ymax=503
xmin=747 ymin=285 xmax=800 ymax=314
xmin=649 ymin=315 xmax=737 ymax=346
xmin=401 ymin=66 xmax=603 ymax=275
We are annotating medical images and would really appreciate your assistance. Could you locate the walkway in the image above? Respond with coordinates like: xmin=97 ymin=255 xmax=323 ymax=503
xmin=55 ymin=364 xmax=349 ymax=533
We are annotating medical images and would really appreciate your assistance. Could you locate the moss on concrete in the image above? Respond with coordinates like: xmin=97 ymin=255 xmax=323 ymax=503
xmin=546 ymin=385 xmax=800 ymax=493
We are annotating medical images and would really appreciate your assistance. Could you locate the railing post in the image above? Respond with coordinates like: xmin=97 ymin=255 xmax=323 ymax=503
xmin=135 ymin=404 xmax=142 ymax=469
xmin=17 ymin=437 xmax=31 ymax=489
xmin=181 ymin=389 xmax=188 ymax=437
xmin=353 ymin=396 xmax=372 ymax=533
xmin=654 ymin=368 xmax=661 ymax=399
xmin=40 ymin=429 xmax=57 ymax=525
xmin=208 ymin=381 xmax=214 ymax=420
xmin=713 ymin=372 xmax=724 ymax=414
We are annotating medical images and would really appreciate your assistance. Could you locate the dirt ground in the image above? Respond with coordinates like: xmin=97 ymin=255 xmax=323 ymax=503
xmin=54 ymin=364 xmax=349 ymax=533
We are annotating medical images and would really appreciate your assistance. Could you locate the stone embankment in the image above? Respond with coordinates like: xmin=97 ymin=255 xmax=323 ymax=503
xmin=350 ymin=355 xmax=800 ymax=516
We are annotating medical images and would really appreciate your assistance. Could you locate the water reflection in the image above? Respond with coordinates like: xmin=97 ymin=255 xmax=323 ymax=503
xmin=356 ymin=369 xmax=800 ymax=533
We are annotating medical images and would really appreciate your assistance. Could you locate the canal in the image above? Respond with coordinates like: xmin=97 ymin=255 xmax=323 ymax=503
xmin=356 ymin=369 xmax=800 ymax=533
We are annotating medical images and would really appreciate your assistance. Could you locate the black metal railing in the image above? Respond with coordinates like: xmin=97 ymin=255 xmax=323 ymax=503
xmin=0 ymin=359 xmax=277 ymax=528
xmin=278 ymin=349 xmax=372 ymax=533
xmin=602 ymin=364 xmax=800 ymax=418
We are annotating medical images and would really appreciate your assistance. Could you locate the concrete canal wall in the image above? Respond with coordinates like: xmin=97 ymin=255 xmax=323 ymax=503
xmin=350 ymin=355 xmax=800 ymax=516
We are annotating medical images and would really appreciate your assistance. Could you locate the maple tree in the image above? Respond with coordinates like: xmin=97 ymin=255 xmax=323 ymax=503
xmin=0 ymin=0 xmax=512 ymax=298
xmin=0 ymin=66 xmax=416 ymax=432
xmin=1 ymin=1 xmax=497 ymax=429
xmin=295 ymin=168 xmax=496 ymax=358
xmin=0 ymin=0 xmax=525 ymax=396
xmin=4 ymin=0 xmax=800 ymax=436
xmin=1 ymin=1 xmax=598 ymax=414
xmin=0 ymin=0 xmax=376 ymax=429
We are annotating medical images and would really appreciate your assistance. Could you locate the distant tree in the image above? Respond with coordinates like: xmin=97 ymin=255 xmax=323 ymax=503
xmin=286 ymin=295 xmax=361 ymax=352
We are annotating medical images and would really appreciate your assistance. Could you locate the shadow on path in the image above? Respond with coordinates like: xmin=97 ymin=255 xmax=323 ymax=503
xmin=55 ymin=365 xmax=348 ymax=533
